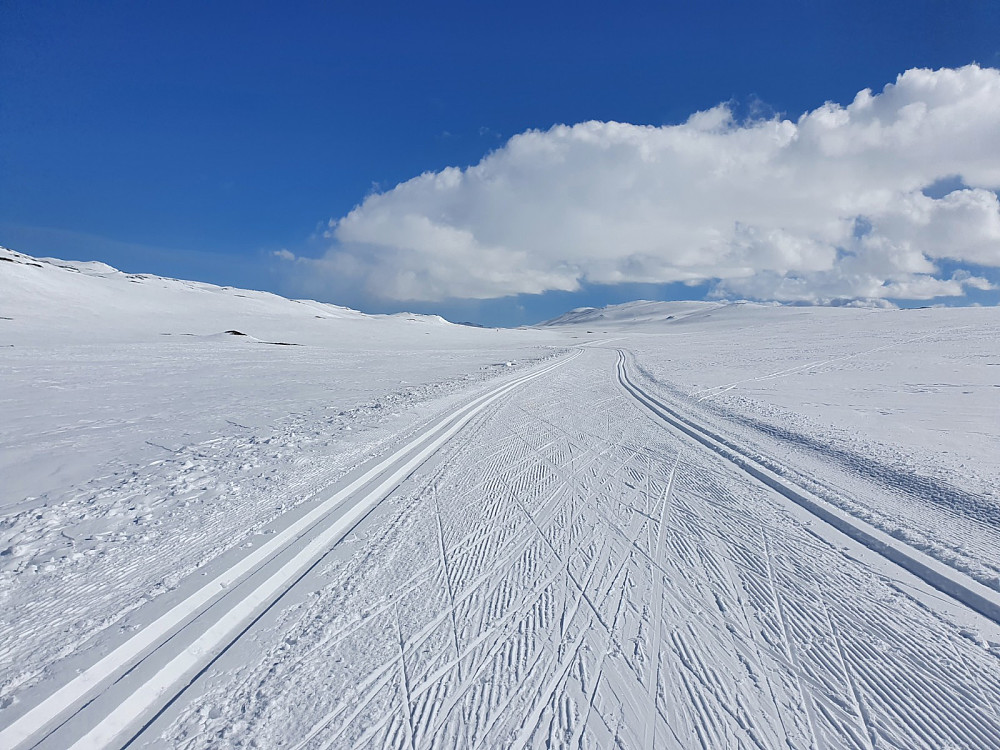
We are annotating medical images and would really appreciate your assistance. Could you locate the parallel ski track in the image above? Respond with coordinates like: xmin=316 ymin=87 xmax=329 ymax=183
xmin=1 ymin=351 xmax=580 ymax=750
xmin=615 ymin=348 xmax=1000 ymax=627
xmin=149 ymin=348 xmax=1000 ymax=749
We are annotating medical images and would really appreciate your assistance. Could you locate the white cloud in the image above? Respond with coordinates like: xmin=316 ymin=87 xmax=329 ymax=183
xmin=311 ymin=65 xmax=1000 ymax=303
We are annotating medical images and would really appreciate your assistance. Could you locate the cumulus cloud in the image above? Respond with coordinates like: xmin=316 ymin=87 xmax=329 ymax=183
xmin=307 ymin=65 xmax=1000 ymax=303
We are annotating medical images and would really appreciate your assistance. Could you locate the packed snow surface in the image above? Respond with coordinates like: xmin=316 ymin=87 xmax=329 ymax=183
xmin=2 ymin=251 xmax=1000 ymax=749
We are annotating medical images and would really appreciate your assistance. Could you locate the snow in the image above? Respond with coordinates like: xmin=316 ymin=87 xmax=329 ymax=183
xmin=589 ymin=300 xmax=1000 ymax=591
xmin=539 ymin=299 xmax=724 ymax=326
xmin=0 ymin=247 xmax=562 ymax=511
xmin=2 ymin=251 xmax=1000 ymax=749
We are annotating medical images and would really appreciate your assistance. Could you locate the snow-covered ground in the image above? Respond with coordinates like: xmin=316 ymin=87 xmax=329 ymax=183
xmin=548 ymin=300 xmax=1000 ymax=592
xmin=2 ymin=254 xmax=999 ymax=749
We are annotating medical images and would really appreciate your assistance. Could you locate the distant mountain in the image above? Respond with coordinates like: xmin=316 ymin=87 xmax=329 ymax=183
xmin=537 ymin=299 xmax=725 ymax=327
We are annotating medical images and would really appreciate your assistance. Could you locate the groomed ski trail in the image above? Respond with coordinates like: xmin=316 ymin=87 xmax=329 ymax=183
xmin=7 ymin=347 xmax=1000 ymax=750
xmin=615 ymin=348 xmax=1000 ymax=626
xmin=146 ymin=348 xmax=1000 ymax=750
xmin=1 ymin=352 xmax=581 ymax=750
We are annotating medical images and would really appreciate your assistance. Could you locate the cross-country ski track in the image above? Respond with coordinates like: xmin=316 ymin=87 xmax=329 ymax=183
xmin=614 ymin=349 xmax=1000 ymax=626
xmin=5 ymin=345 xmax=1000 ymax=749
xmin=1 ymin=354 xmax=579 ymax=749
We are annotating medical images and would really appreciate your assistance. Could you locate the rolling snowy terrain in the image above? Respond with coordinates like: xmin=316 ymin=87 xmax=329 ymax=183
xmin=2 ymin=249 xmax=1000 ymax=749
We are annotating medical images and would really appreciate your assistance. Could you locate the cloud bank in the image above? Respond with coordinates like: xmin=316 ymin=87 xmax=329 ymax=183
xmin=307 ymin=65 xmax=1000 ymax=303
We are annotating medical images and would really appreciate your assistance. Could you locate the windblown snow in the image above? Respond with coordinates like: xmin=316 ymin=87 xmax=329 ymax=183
xmin=2 ymin=246 xmax=999 ymax=749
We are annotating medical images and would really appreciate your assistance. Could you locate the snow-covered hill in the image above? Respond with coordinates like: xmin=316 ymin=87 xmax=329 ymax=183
xmin=0 ymin=247 xmax=565 ymax=512
xmin=538 ymin=299 xmax=725 ymax=327
xmin=0 ymin=246 xmax=461 ymax=346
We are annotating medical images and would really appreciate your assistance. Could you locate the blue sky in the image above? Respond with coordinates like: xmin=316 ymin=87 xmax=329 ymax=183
xmin=2 ymin=1 xmax=999 ymax=325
